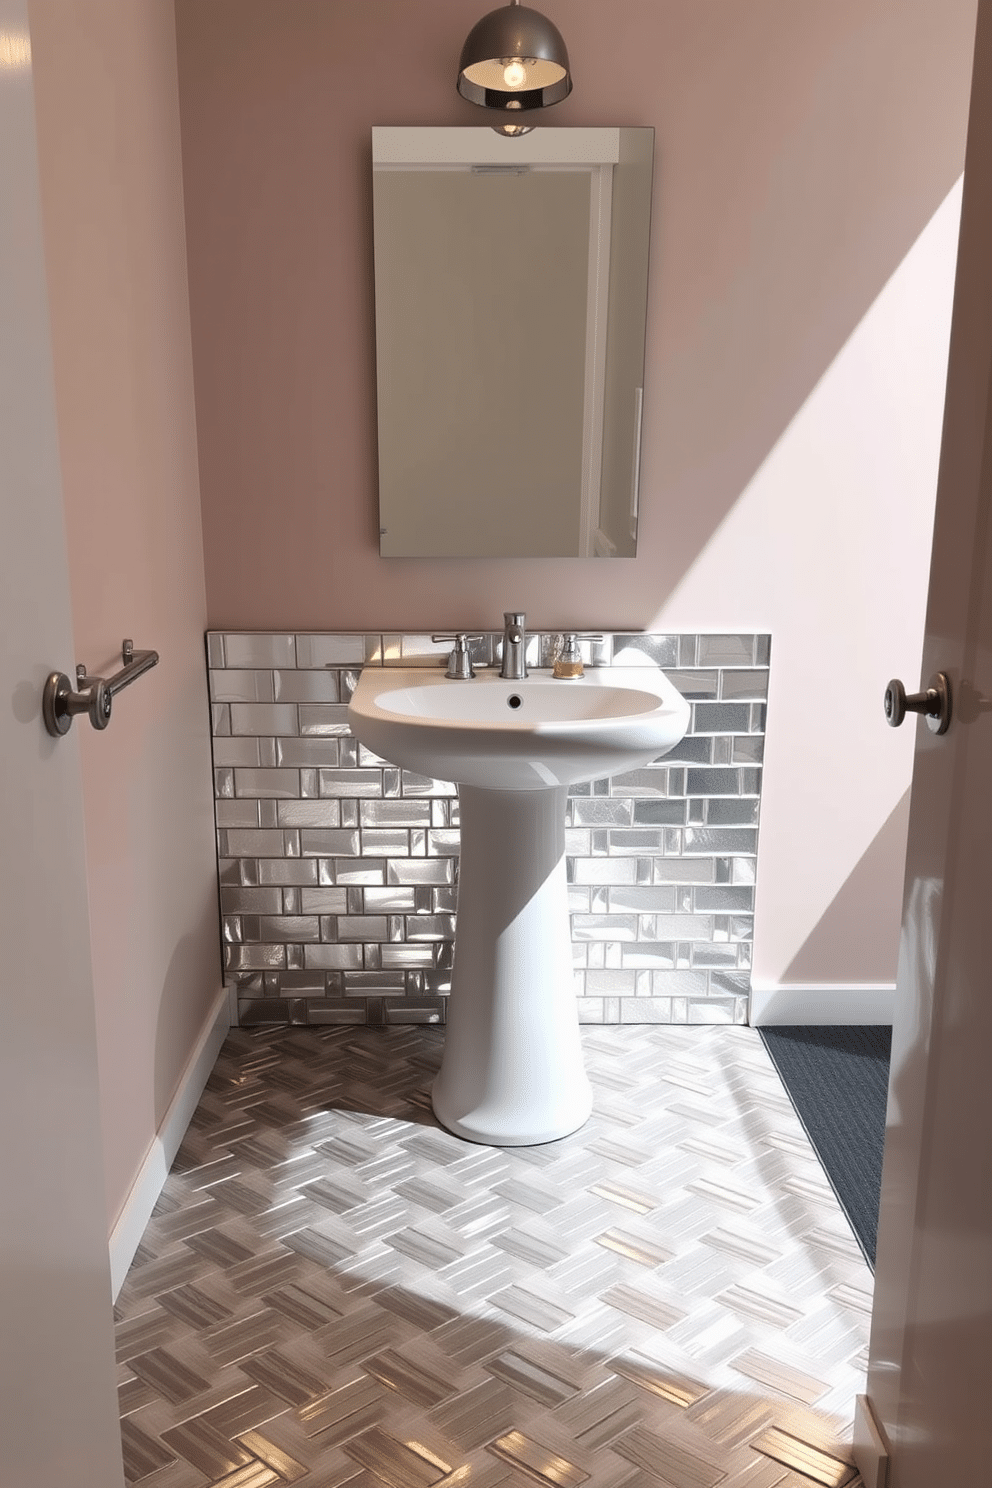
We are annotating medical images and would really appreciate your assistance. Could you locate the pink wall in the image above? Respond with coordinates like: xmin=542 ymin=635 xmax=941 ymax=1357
xmin=30 ymin=0 xmax=222 ymax=1230
xmin=176 ymin=0 xmax=977 ymax=1000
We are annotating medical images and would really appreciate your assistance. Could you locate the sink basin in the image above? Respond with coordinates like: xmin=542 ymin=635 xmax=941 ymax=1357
xmin=347 ymin=663 xmax=689 ymax=1147
xmin=347 ymin=666 xmax=690 ymax=789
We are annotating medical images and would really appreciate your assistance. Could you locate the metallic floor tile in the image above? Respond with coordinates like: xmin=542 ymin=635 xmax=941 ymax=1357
xmin=116 ymin=1025 xmax=870 ymax=1487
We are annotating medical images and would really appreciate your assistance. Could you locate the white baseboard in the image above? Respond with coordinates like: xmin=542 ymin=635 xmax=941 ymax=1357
xmin=108 ymin=986 xmax=231 ymax=1299
xmin=749 ymin=983 xmax=896 ymax=1026
xmin=854 ymin=1394 xmax=890 ymax=1488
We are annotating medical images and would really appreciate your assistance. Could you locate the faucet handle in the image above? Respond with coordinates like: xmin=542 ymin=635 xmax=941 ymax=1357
xmin=431 ymin=633 xmax=483 ymax=679
xmin=553 ymin=633 xmax=605 ymax=679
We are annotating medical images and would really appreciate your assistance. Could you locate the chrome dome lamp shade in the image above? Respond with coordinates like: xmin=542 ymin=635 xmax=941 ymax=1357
xmin=457 ymin=0 xmax=572 ymax=117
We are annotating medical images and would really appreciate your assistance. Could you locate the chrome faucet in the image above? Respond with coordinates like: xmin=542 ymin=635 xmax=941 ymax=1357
xmin=500 ymin=611 xmax=527 ymax=680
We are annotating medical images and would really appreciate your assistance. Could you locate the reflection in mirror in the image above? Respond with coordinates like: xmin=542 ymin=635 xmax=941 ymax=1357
xmin=372 ymin=128 xmax=653 ymax=558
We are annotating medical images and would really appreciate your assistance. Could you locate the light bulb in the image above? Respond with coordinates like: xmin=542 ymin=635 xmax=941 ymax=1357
xmin=502 ymin=58 xmax=527 ymax=89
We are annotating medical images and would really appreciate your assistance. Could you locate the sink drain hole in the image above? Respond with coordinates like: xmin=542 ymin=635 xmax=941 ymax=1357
xmin=507 ymin=694 xmax=523 ymax=709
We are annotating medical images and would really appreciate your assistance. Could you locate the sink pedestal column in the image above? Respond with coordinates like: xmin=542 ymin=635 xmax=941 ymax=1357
xmin=432 ymin=784 xmax=593 ymax=1145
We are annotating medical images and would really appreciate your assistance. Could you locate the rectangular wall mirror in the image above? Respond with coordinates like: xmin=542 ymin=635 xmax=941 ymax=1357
xmin=372 ymin=127 xmax=654 ymax=558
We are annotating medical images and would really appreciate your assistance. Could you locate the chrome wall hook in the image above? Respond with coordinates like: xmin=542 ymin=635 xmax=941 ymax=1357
xmin=43 ymin=638 xmax=158 ymax=738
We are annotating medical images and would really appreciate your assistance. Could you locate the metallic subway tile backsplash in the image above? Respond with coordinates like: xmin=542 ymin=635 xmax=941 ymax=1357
xmin=207 ymin=632 xmax=770 ymax=1026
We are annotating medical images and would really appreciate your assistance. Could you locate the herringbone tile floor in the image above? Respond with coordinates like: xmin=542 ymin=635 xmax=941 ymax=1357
xmin=115 ymin=1025 xmax=873 ymax=1488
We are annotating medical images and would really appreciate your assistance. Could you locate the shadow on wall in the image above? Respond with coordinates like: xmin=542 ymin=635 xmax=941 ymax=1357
xmin=174 ymin=0 xmax=978 ymax=628
xmin=781 ymin=791 xmax=912 ymax=985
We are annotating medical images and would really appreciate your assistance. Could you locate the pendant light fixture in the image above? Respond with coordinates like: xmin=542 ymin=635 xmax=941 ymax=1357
xmin=457 ymin=0 xmax=572 ymax=128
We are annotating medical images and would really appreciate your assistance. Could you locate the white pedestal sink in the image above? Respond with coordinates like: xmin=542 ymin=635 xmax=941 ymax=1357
xmin=347 ymin=666 xmax=689 ymax=1145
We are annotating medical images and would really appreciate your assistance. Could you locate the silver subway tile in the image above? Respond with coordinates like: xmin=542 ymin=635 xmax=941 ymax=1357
xmin=276 ymin=737 xmax=341 ymax=767
xmin=686 ymin=768 xmax=740 ymax=796
xmin=209 ymin=669 xmax=274 ymax=704
xmin=300 ymin=768 xmax=318 ymax=798
xmin=295 ymin=634 xmax=367 ymax=667
xmin=356 ymin=744 xmax=385 ymax=768
xmin=363 ymin=887 xmax=417 ymax=912
xmin=346 ymin=887 xmax=364 ymax=914
xmin=257 ymin=799 xmax=279 ymax=828
xmin=230 ymin=703 xmax=299 ymax=737
xmin=729 ymin=915 xmax=754 ymax=941
xmin=299 ymin=888 xmax=349 ymax=913
xmin=651 ymin=914 xmax=715 ymax=940
xmin=646 ymin=970 xmax=708 ymax=996
xmin=364 ymin=943 xmax=382 ymax=968
xmin=618 ymin=996 xmax=674 ymax=1023
xmin=234 ymin=768 xmax=302 ymax=799
xmin=591 ymin=830 xmax=611 ymax=855
xmin=573 ymin=915 xmax=639 ymax=942
xmin=740 ymin=767 xmax=762 ymax=794
xmin=223 ymin=633 xmax=297 ymax=668
xmin=400 ymin=772 xmax=457 ymax=797
xmin=619 ymin=943 xmax=677 ymax=968
xmin=607 ymin=830 xmax=666 ymax=855
xmin=219 ymin=828 xmax=285 ymax=856
xmin=223 ymin=915 xmax=242 ymax=943
xmin=431 ymin=800 xmax=451 ymax=829
xmin=218 ymin=858 xmax=249 ymax=885
xmin=341 ymin=971 xmax=407 ymax=993
xmin=630 ymin=801 xmax=687 ymax=826
xmin=569 ymin=888 xmax=592 ymax=913
xmin=318 ymin=768 xmax=383 ymax=797
xmin=360 ymin=800 xmax=431 ymax=827
xmin=304 ymin=945 xmax=364 ymax=970
xmin=679 ymin=635 xmax=699 ymax=665
xmin=708 ymin=971 xmax=751 ymax=995
xmin=299 ymin=704 xmax=351 ymax=736
xmin=340 ymin=800 xmax=359 ymax=827
xmin=383 ymin=996 xmax=446 ymax=1024
xmin=215 ymin=767 xmax=234 ymax=798
xmin=687 ymin=801 xmax=705 ymax=825
xmin=276 ymin=801 xmax=343 ymax=828
xmin=386 ymin=858 xmax=455 ymax=885
xmin=690 ymin=944 xmax=740 ymax=968
xmin=737 ymin=942 xmax=753 ymax=967
xmin=237 ymin=996 xmax=290 ymax=1023
xmin=211 ymin=703 xmax=231 ymax=736
xmin=388 ymin=915 xmax=405 ymax=941
xmin=427 ymin=829 xmax=460 ymax=855
xmin=258 ymin=737 xmax=278 ymax=767
xmin=283 ymin=887 xmax=301 ymax=913
xmin=755 ymin=635 xmax=771 ymax=664
xmin=698 ymin=634 xmax=756 ymax=666
xmin=572 ymin=859 xmax=638 ymax=885
xmin=706 ymin=799 xmax=760 ymax=826
xmin=305 ymin=998 xmax=368 ymax=1024
xmin=692 ymin=703 xmax=751 ymax=734
xmin=732 ymin=735 xmax=764 ymax=764
xmin=750 ymin=702 xmax=767 ymax=732
xmin=257 ymin=859 xmax=318 ymax=886
xmin=383 ymin=769 xmax=402 ymax=798
xmin=211 ymin=737 xmax=262 ymax=767
xmin=226 ymin=944 xmax=286 ymax=971
xmin=611 ymin=634 xmax=680 ymax=667
xmin=571 ymin=803 xmax=633 ymax=827
xmin=300 ymin=829 xmax=360 ymax=857
xmin=653 ymin=860 xmax=716 ymax=884
xmin=324 ymin=858 xmax=386 ymax=885
xmin=335 ymin=915 xmax=389 ymax=941
xmin=565 ymin=829 xmax=591 ymax=856
xmin=711 ymin=736 xmax=733 ymax=766
xmin=336 ymin=668 xmax=362 ymax=701
xmin=664 ymin=828 xmax=684 ymax=854
xmin=606 ymin=887 xmax=678 ymax=913
xmin=732 ymin=857 xmax=756 ymax=885
xmin=661 ymin=736 xmax=713 ymax=764
xmin=662 ymin=670 xmax=719 ymax=699
xmin=684 ymin=827 xmax=758 ymax=855
xmin=273 ymin=669 xmax=340 ymax=703
xmin=687 ymin=996 xmax=742 ymax=1023
xmin=220 ymin=887 xmax=283 ymax=915
xmin=381 ymin=944 xmax=438 ymax=968
xmin=406 ymin=915 xmax=456 ymax=941
xmin=362 ymin=829 xmax=412 ymax=855
xmin=609 ymin=767 xmax=675 ymax=797
xmin=585 ymin=970 xmax=637 ymax=995
xmin=256 ymin=916 xmax=320 ymax=943
xmin=206 ymin=632 xmax=225 ymax=667
xmin=576 ymin=997 xmax=606 ymax=1023
xmin=719 ymin=668 xmax=769 ymax=700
